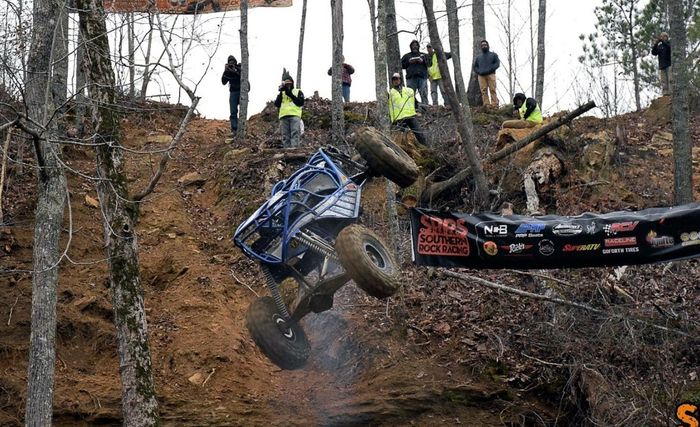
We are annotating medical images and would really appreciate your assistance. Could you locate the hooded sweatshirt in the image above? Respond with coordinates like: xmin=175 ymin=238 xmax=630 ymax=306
xmin=473 ymin=41 xmax=500 ymax=76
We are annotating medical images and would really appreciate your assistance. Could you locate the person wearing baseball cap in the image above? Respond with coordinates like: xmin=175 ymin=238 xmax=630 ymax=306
xmin=388 ymin=72 xmax=427 ymax=146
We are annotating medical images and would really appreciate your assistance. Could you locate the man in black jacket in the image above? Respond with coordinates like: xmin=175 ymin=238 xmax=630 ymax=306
xmin=472 ymin=40 xmax=500 ymax=108
xmin=221 ymin=55 xmax=241 ymax=136
xmin=401 ymin=40 xmax=430 ymax=105
xmin=651 ymin=32 xmax=671 ymax=95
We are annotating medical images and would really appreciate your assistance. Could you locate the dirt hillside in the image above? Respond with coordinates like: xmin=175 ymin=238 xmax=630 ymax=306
xmin=0 ymin=96 xmax=698 ymax=426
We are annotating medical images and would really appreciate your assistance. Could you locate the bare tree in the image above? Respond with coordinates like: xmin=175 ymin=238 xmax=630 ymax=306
xmin=446 ymin=0 xmax=468 ymax=106
xmin=330 ymin=0 xmax=344 ymax=143
xmin=24 ymin=0 xmax=68 ymax=423
xmin=467 ymin=0 xmax=484 ymax=106
xmin=669 ymin=0 xmax=692 ymax=203
xmin=385 ymin=0 xmax=401 ymax=78
xmin=422 ymin=0 xmax=490 ymax=206
xmin=127 ymin=12 xmax=135 ymax=98
xmin=238 ymin=0 xmax=250 ymax=139
xmin=535 ymin=0 xmax=546 ymax=105
xmin=296 ymin=0 xmax=307 ymax=87
xmin=139 ymin=13 xmax=155 ymax=100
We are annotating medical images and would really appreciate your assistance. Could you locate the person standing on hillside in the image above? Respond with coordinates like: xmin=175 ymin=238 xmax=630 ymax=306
xmin=274 ymin=73 xmax=305 ymax=148
xmin=221 ymin=55 xmax=241 ymax=137
xmin=401 ymin=40 xmax=431 ymax=105
xmin=327 ymin=56 xmax=355 ymax=102
xmin=502 ymin=93 xmax=543 ymax=129
xmin=388 ymin=72 xmax=427 ymax=146
xmin=472 ymin=40 xmax=500 ymax=108
xmin=651 ymin=32 xmax=672 ymax=96
xmin=426 ymin=44 xmax=452 ymax=106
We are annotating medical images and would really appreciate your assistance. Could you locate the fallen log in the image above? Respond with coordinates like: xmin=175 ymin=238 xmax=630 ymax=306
xmin=421 ymin=101 xmax=596 ymax=203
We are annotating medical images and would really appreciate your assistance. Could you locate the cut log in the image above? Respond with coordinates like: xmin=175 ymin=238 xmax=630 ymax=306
xmin=421 ymin=101 xmax=595 ymax=204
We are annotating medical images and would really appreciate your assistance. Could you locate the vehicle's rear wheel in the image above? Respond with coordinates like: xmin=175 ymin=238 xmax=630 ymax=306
xmin=351 ymin=127 xmax=419 ymax=188
xmin=335 ymin=224 xmax=400 ymax=298
xmin=245 ymin=296 xmax=310 ymax=369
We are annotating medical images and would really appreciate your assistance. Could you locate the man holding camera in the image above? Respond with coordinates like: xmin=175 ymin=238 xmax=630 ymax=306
xmin=273 ymin=75 xmax=305 ymax=148
xmin=221 ymin=55 xmax=241 ymax=136
xmin=651 ymin=32 xmax=672 ymax=96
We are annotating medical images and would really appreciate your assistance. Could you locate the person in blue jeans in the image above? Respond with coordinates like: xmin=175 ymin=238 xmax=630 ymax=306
xmin=401 ymin=40 xmax=430 ymax=105
xmin=221 ymin=55 xmax=241 ymax=136
xmin=327 ymin=56 xmax=355 ymax=102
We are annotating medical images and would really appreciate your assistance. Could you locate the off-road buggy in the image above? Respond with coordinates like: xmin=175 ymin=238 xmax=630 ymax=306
xmin=233 ymin=127 xmax=419 ymax=369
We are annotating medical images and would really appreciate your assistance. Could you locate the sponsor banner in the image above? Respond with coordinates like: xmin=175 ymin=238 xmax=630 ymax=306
xmin=410 ymin=203 xmax=700 ymax=269
xmin=104 ymin=0 xmax=291 ymax=14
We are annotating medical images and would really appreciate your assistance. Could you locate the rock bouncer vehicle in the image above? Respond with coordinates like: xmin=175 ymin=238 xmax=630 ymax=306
xmin=233 ymin=127 xmax=419 ymax=369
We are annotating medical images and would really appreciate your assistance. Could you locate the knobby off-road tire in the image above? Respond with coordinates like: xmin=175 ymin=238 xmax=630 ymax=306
xmin=352 ymin=127 xmax=419 ymax=188
xmin=245 ymin=296 xmax=310 ymax=369
xmin=335 ymin=224 xmax=400 ymax=299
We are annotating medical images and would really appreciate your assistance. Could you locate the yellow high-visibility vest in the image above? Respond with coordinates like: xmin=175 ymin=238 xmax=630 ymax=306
xmin=388 ymin=87 xmax=416 ymax=123
xmin=428 ymin=52 xmax=441 ymax=80
xmin=519 ymin=100 xmax=543 ymax=124
xmin=279 ymin=88 xmax=303 ymax=118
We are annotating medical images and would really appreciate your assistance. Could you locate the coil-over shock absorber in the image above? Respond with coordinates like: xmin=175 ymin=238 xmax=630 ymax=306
xmin=261 ymin=265 xmax=290 ymax=320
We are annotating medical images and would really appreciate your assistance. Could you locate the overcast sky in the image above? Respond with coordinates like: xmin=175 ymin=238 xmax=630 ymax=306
xmin=134 ymin=0 xmax=654 ymax=120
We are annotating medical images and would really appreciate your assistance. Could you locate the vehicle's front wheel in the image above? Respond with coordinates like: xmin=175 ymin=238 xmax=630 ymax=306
xmin=351 ymin=127 xmax=419 ymax=188
xmin=245 ymin=296 xmax=310 ymax=369
xmin=335 ymin=224 xmax=400 ymax=298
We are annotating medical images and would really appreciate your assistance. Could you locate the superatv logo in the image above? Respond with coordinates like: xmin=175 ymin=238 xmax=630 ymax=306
xmin=483 ymin=224 xmax=508 ymax=236
xmin=552 ymin=223 xmax=583 ymax=237
xmin=676 ymin=403 xmax=698 ymax=427
xmin=514 ymin=223 xmax=545 ymax=238
xmin=603 ymin=221 xmax=639 ymax=236
xmin=562 ymin=243 xmax=600 ymax=252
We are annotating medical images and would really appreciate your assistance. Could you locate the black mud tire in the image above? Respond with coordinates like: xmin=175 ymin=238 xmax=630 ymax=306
xmin=245 ymin=296 xmax=310 ymax=370
xmin=353 ymin=127 xmax=419 ymax=188
xmin=335 ymin=224 xmax=400 ymax=299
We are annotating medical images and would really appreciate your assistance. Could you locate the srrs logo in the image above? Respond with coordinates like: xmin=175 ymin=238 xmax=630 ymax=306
xmin=483 ymin=224 xmax=508 ymax=236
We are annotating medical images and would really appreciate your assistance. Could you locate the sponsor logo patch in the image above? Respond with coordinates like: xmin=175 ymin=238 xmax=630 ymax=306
xmin=483 ymin=224 xmax=508 ymax=236
xmin=604 ymin=236 xmax=637 ymax=247
xmin=645 ymin=230 xmax=674 ymax=248
xmin=603 ymin=221 xmax=639 ymax=236
xmin=680 ymin=231 xmax=700 ymax=246
xmin=514 ymin=223 xmax=545 ymax=238
xmin=483 ymin=241 xmax=498 ymax=256
xmin=552 ymin=223 xmax=583 ymax=237
xmin=562 ymin=243 xmax=600 ymax=252
xmin=538 ymin=239 xmax=555 ymax=256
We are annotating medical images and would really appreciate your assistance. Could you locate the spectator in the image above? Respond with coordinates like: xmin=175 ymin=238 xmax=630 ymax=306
xmin=401 ymin=40 xmax=430 ymax=105
xmin=502 ymin=93 xmax=543 ymax=129
xmin=426 ymin=44 xmax=452 ymax=106
xmin=327 ymin=56 xmax=355 ymax=102
xmin=221 ymin=55 xmax=241 ymax=136
xmin=651 ymin=32 xmax=672 ymax=96
xmin=273 ymin=73 xmax=305 ymax=148
xmin=388 ymin=72 xmax=427 ymax=146
xmin=473 ymin=40 xmax=500 ymax=108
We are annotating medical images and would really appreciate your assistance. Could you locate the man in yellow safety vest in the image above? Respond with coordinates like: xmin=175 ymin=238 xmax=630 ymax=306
xmin=274 ymin=75 xmax=305 ymax=147
xmin=388 ymin=72 xmax=427 ymax=146
xmin=502 ymin=93 xmax=543 ymax=129
xmin=426 ymin=44 xmax=452 ymax=106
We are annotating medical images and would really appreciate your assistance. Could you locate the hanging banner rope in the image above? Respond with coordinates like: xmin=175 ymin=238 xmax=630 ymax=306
xmin=409 ymin=203 xmax=700 ymax=269
xmin=104 ymin=0 xmax=291 ymax=14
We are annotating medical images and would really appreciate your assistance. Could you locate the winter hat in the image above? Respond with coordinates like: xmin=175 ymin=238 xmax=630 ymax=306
xmin=391 ymin=72 xmax=401 ymax=79
xmin=513 ymin=93 xmax=526 ymax=103
xmin=227 ymin=55 xmax=237 ymax=63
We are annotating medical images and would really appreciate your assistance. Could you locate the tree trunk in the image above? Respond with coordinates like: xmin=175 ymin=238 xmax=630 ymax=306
xmin=669 ymin=0 xmax=692 ymax=203
xmin=24 ymin=0 xmax=67 ymax=424
xmin=445 ymin=0 xmax=467 ymax=106
xmin=422 ymin=0 xmax=490 ymax=206
xmin=127 ymin=12 xmax=135 ymax=98
xmin=330 ymin=0 xmax=344 ymax=143
xmin=367 ymin=0 xmax=390 ymax=131
xmin=529 ymin=0 xmax=534 ymax=93
xmin=629 ymin=6 xmax=641 ymax=111
xmin=535 ymin=0 xmax=546 ymax=105
xmin=506 ymin=0 xmax=514 ymax=100
xmin=77 ymin=1 xmax=160 ymax=424
xmin=238 ymin=0 xmax=250 ymax=139
xmin=467 ymin=0 xmax=484 ymax=106
xmin=53 ymin=7 xmax=69 ymax=117
xmin=295 ymin=0 xmax=307 ymax=87
xmin=385 ymin=0 xmax=401 ymax=78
